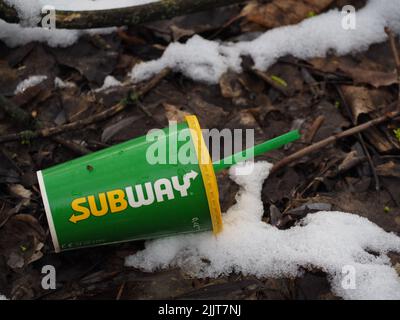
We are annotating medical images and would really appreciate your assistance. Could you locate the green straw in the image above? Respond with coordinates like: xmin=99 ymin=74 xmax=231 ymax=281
xmin=212 ymin=130 xmax=301 ymax=172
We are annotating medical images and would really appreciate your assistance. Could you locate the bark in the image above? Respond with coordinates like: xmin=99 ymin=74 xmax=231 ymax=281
xmin=0 ymin=0 xmax=246 ymax=29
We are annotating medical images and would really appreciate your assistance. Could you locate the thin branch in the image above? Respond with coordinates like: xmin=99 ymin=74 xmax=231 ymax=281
xmin=271 ymin=107 xmax=400 ymax=173
xmin=0 ymin=68 xmax=170 ymax=144
xmin=0 ymin=0 xmax=246 ymax=29
xmin=385 ymin=27 xmax=400 ymax=109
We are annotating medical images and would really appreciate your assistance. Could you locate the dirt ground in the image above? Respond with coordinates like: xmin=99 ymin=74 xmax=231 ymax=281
xmin=0 ymin=0 xmax=399 ymax=299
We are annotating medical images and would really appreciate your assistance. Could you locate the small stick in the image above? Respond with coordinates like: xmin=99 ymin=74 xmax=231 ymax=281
xmin=252 ymin=70 xmax=290 ymax=96
xmin=304 ymin=115 xmax=325 ymax=144
xmin=385 ymin=27 xmax=400 ymax=108
xmin=52 ymin=137 xmax=92 ymax=155
xmin=271 ymin=107 xmax=400 ymax=173
xmin=115 ymin=281 xmax=126 ymax=300
xmin=0 ymin=0 xmax=246 ymax=29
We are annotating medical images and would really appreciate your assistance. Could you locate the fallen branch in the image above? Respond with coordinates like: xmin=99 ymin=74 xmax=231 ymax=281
xmin=385 ymin=27 xmax=400 ymax=110
xmin=0 ymin=68 xmax=170 ymax=144
xmin=0 ymin=0 xmax=246 ymax=29
xmin=271 ymin=106 xmax=400 ymax=173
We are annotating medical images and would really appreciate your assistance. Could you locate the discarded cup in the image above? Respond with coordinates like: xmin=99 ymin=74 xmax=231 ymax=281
xmin=37 ymin=115 xmax=300 ymax=252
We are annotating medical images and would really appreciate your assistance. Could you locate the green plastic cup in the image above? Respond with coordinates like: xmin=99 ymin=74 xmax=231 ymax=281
xmin=37 ymin=115 xmax=300 ymax=252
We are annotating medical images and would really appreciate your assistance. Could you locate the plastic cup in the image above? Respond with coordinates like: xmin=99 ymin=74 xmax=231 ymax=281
xmin=37 ymin=115 xmax=300 ymax=252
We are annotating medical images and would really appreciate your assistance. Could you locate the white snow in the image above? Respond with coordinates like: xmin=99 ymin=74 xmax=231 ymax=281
xmin=54 ymin=77 xmax=75 ymax=89
xmin=94 ymin=75 xmax=123 ymax=92
xmin=125 ymin=161 xmax=400 ymax=300
xmin=0 ymin=19 xmax=116 ymax=48
xmin=37 ymin=0 xmax=159 ymax=11
xmin=131 ymin=0 xmax=400 ymax=83
xmin=14 ymin=75 xmax=47 ymax=94
xmin=0 ymin=294 xmax=7 ymax=300
xmin=4 ymin=0 xmax=159 ymax=19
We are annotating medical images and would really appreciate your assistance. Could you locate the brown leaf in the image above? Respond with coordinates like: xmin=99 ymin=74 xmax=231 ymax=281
xmin=8 ymin=184 xmax=32 ymax=207
xmin=340 ymin=85 xmax=376 ymax=120
xmin=242 ymin=0 xmax=334 ymax=29
xmin=309 ymin=56 xmax=398 ymax=88
xmin=219 ymin=72 xmax=244 ymax=99
xmin=187 ymin=93 xmax=229 ymax=128
xmin=376 ymin=161 xmax=400 ymax=178
xmin=0 ymin=61 xmax=18 ymax=95
xmin=101 ymin=115 xmax=144 ymax=143
xmin=345 ymin=68 xmax=397 ymax=88
xmin=0 ymin=214 xmax=45 ymax=271
xmin=162 ymin=103 xmax=191 ymax=122
xmin=340 ymin=85 xmax=389 ymax=120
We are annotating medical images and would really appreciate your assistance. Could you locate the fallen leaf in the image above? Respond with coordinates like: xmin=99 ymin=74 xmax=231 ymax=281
xmin=8 ymin=184 xmax=32 ymax=207
xmin=376 ymin=161 xmax=400 ymax=178
xmin=101 ymin=115 xmax=144 ymax=143
xmin=309 ymin=56 xmax=398 ymax=88
xmin=219 ymin=72 xmax=244 ymax=99
xmin=242 ymin=0 xmax=334 ymax=29
xmin=162 ymin=103 xmax=191 ymax=122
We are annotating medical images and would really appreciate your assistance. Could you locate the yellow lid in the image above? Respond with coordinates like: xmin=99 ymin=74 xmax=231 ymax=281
xmin=185 ymin=115 xmax=223 ymax=234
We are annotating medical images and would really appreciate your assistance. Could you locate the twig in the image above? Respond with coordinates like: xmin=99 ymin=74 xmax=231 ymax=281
xmin=0 ymin=94 xmax=93 ymax=155
xmin=385 ymin=27 xmax=400 ymax=109
xmin=52 ymin=136 xmax=92 ymax=155
xmin=252 ymin=69 xmax=290 ymax=96
xmin=0 ymin=68 xmax=170 ymax=144
xmin=0 ymin=0 xmax=246 ymax=29
xmin=271 ymin=107 xmax=400 ymax=173
xmin=115 ymin=282 xmax=126 ymax=300
xmin=304 ymin=115 xmax=325 ymax=144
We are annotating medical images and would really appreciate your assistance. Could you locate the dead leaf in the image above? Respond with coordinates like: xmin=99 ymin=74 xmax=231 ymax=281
xmin=309 ymin=56 xmax=398 ymax=88
xmin=376 ymin=161 xmax=400 ymax=178
xmin=340 ymin=85 xmax=390 ymax=120
xmin=219 ymin=72 xmax=244 ymax=99
xmin=8 ymin=184 xmax=32 ymax=207
xmin=0 ymin=214 xmax=45 ymax=271
xmin=0 ymin=60 xmax=18 ymax=95
xmin=162 ymin=103 xmax=191 ymax=122
xmin=101 ymin=115 xmax=144 ymax=143
xmin=242 ymin=0 xmax=334 ymax=29
xmin=187 ymin=93 xmax=229 ymax=128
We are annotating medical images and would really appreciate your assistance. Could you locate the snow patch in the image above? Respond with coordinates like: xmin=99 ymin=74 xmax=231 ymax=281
xmin=0 ymin=19 xmax=116 ymax=48
xmin=14 ymin=75 xmax=47 ymax=94
xmin=94 ymin=75 xmax=123 ymax=92
xmin=131 ymin=0 xmax=400 ymax=84
xmin=54 ymin=77 xmax=75 ymax=89
xmin=125 ymin=161 xmax=400 ymax=300
xmin=37 ymin=0 xmax=159 ymax=11
xmin=0 ymin=294 xmax=7 ymax=300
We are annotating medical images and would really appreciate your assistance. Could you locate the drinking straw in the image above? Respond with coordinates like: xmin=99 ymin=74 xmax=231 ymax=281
xmin=213 ymin=130 xmax=301 ymax=172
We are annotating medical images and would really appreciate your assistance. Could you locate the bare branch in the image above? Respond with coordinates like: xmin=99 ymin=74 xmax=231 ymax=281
xmin=0 ymin=0 xmax=246 ymax=29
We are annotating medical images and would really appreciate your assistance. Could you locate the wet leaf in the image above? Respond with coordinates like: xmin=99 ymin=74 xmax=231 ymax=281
xmin=101 ymin=115 xmax=144 ymax=143
xmin=376 ymin=161 xmax=400 ymax=179
xmin=242 ymin=0 xmax=334 ymax=29
xmin=162 ymin=103 xmax=191 ymax=122
xmin=8 ymin=184 xmax=32 ymax=207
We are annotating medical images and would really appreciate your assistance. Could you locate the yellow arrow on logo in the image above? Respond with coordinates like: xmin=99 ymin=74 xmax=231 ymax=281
xmin=69 ymin=197 xmax=91 ymax=224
